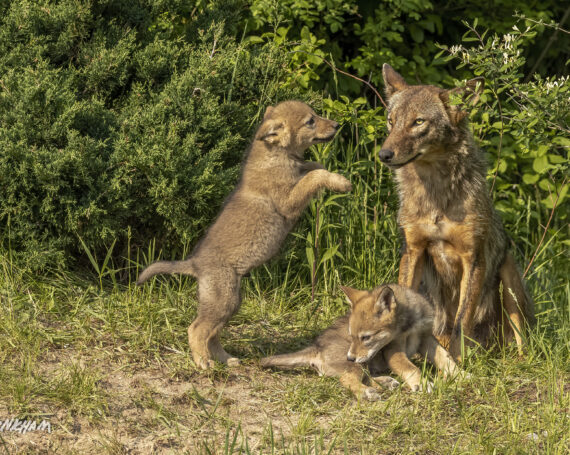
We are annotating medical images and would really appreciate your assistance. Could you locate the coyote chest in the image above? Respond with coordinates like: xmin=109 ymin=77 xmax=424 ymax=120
xmin=402 ymin=211 xmax=477 ymax=280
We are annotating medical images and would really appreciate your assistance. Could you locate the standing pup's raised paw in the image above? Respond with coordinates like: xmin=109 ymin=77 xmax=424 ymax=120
xmin=330 ymin=173 xmax=352 ymax=192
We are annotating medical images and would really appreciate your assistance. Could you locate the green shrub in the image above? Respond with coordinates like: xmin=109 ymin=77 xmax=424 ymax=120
xmin=0 ymin=0 xmax=301 ymax=269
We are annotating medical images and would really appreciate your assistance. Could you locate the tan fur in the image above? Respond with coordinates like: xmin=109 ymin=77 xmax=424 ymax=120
xmin=346 ymin=284 xmax=462 ymax=392
xmin=137 ymin=101 xmax=352 ymax=369
xmin=261 ymin=284 xmax=461 ymax=397
xmin=378 ymin=64 xmax=534 ymax=359
xmin=260 ymin=314 xmax=398 ymax=401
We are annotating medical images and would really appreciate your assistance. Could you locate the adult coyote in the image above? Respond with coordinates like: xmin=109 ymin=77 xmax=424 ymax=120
xmin=378 ymin=64 xmax=534 ymax=359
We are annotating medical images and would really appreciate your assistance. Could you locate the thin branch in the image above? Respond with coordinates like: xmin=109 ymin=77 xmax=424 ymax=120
xmin=523 ymin=176 xmax=567 ymax=278
xmin=524 ymin=6 xmax=570 ymax=82
xmin=515 ymin=11 xmax=570 ymax=35
xmin=288 ymin=50 xmax=387 ymax=108
xmin=209 ymin=38 xmax=217 ymax=59
xmin=489 ymin=84 xmax=504 ymax=195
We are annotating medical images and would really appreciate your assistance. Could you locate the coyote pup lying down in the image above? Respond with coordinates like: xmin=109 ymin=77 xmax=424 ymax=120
xmin=261 ymin=284 xmax=462 ymax=400
xmin=137 ymin=101 xmax=352 ymax=369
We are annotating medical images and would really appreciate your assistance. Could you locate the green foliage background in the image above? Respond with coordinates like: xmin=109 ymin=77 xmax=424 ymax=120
xmin=0 ymin=0 xmax=568 ymax=285
xmin=0 ymin=0 xmax=305 ymax=269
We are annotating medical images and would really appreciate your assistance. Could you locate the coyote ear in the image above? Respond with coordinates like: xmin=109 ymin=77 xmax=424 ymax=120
xmin=263 ymin=105 xmax=274 ymax=119
xmin=440 ymin=77 xmax=485 ymax=125
xmin=382 ymin=63 xmax=408 ymax=100
xmin=256 ymin=119 xmax=290 ymax=146
xmin=374 ymin=286 xmax=396 ymax=314
xmin=340 ymin=285 xmax=368 ymax=308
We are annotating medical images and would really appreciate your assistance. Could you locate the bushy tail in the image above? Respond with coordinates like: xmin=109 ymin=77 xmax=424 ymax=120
xmin=136 ymin=259 xmax=196 ymax=285
xmin=260 ymin=346 xmax=317 ymax=370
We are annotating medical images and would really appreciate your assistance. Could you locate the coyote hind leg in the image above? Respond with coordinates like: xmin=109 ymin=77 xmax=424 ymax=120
xmin=188 ymin=270 xmax=241 ymax=369
xmin=500 ymin=252 xmax=533 ymax=355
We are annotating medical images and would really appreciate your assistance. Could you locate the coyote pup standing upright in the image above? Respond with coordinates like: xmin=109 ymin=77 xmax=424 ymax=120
xmin=261 ymin=284 xmax=461 ymax=398
xmin=137 ymin=101 xmax=352 ymax=369
xmin=378 ymin=64 xmax=534 ymax=359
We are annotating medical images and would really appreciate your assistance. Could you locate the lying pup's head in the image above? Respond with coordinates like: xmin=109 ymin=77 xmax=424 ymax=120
xmin=342 ymin=285 xmax=400 ymax=364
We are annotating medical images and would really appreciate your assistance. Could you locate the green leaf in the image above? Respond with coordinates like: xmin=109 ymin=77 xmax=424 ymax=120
xmin=244 ymin=36 xmax=264 ymax=44
xmin=552 ymin=137 xmax=570 ymax=146
xmin=549 ymin=154 xmax=566 ymax=164
xmin=538 ymin=179 xmax=555 ymax=192
xmin=305 ymin=247 xmax=314 ymax=268
xmin=522 ymin=173 xmax=539 ymax=184
xmin=319 ymin=245 xmax=340 ymax=266
xmin=532 ymin=155 xmax=549 ymax=174
xmin=409 ymin=25 xmax=424 ymax=43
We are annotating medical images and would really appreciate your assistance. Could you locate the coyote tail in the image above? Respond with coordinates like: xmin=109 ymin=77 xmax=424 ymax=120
xmin=136 ymin=259 xmax=196 ymax=285
xmin=260 ymin=346 xmax=317 ymax=369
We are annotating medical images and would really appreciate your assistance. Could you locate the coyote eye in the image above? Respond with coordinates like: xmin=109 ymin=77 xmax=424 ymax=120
xmin=387 ymin=118 xmax=393 ymax=127
xmin=305 ymin=117 xmax=315 ymax=127
xmin=360 ymin=334 xmax=371 ymax=342
xmin=414 ymin=118 xmax=425 ymax=126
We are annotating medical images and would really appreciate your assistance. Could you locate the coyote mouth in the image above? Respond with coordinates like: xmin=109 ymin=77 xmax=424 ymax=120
xmin=389 ymin=153 xmax=421 ymax=169
xmin=313 ymin=132 xmax=336 ymax=143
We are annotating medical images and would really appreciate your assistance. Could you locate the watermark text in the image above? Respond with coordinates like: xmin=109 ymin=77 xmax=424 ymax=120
xmin=0 ymin=418 xmax=52 ymax=434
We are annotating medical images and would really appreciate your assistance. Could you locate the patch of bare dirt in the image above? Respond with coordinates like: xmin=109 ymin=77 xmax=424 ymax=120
xmin=0 ymin=351 xmax=311 ymax=454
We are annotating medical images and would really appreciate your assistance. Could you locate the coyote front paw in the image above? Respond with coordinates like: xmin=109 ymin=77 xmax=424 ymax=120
xmin=362 ymin=387 xmax=382 ymax=401
xmin=226 ymin=357 xmax=241 ymax=367
xmin=420 ymin=380 xmax=434 ymax=393
xmin=373 ymin=376 xmax=400 ymax=390
xmin=194 ymin=357 xmax=216 ymax=370
xmin=329 ymin=173 xmax=352 ymax=192
xmin=455 ymin=370 xmax=471 ymax=381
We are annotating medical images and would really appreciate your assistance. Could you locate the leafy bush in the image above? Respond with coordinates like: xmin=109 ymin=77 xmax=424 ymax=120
xmin=245 ymin=0 xmax=569 ymax=92
xmin=0 ymin=0 xmax=301 ymax=269
xmin=0 ymin=0 xmax=567 ymax=283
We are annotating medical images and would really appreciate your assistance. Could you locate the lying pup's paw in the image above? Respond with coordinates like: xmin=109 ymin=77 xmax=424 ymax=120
xmin=372 ymin=375 xmax=400 ymax=390
xmin=362 ymin=387 xmax=382 ymax=401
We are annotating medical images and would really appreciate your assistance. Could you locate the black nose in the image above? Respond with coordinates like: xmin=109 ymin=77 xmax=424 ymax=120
xmin=378 ymin=149 xmax=394 ymax=162
xmin=331 ymin=121 xmax=340 ymax=130
xmin=347 ymin=353 xmax=355 ymax=362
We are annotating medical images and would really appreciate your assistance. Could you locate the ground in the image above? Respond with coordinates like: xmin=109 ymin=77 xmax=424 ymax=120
xmin=1 ymin=274 xmax=568 ymax=454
